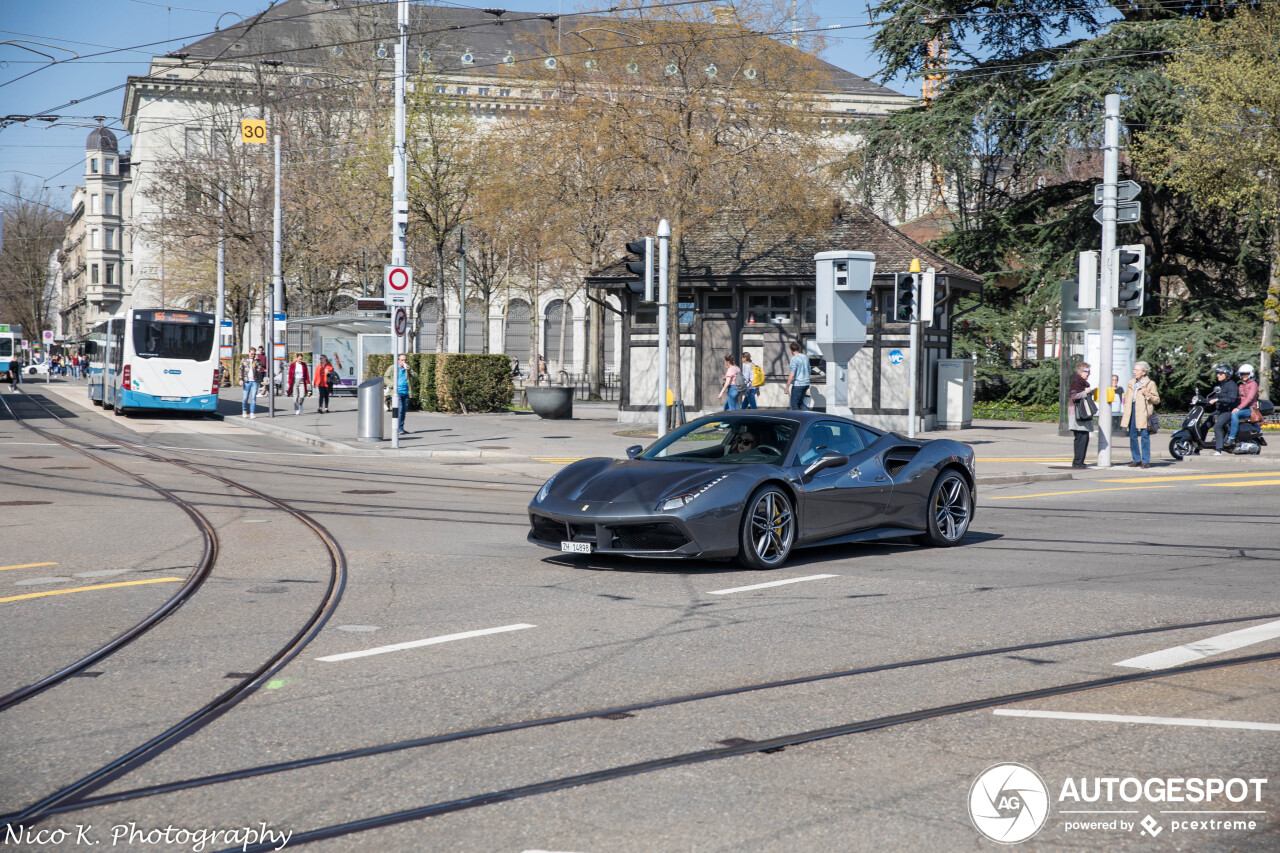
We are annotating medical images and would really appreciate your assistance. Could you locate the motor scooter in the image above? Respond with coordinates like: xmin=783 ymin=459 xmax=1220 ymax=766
xmin=1168 ymin=387 xmax=1274 ymax=459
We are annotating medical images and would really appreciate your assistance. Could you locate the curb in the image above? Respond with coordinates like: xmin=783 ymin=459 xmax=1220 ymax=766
xmin=974 ymin=472 xmax=1073 ymax=486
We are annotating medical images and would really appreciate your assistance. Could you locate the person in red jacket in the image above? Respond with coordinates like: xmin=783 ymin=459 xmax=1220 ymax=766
xmin=314 ymin=355 xmax=336 ymax=414
xmin=285 ymin=354 xmax=311 ymax=415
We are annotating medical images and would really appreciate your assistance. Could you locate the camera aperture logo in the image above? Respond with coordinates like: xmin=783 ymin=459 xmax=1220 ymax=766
xmin=969 ymin=763 xmax=1051 ymax=843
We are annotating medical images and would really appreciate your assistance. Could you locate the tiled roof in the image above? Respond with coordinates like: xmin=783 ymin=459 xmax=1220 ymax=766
xmin=592 ymin=205 xmax=981 ymax=284
xmin=174 ymin=0 xmax=905 ymax=99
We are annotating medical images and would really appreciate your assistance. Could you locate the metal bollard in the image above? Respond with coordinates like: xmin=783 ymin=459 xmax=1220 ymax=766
xmin=357 ymin=378 xmax=384 ymax=442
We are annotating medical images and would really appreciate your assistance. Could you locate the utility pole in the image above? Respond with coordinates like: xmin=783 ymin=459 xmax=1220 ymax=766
xmin=1097 ymin=94 xmax=1120 ymax=468
xmin=270 ymin=134 xmax=282 ymax=418
xmin=657 ymin=219 xmax=670 ymax=437
xmin=216 ymin=188 xmax=225 ymax=377
xmin=458 ymin=225 xmax=467 ymax=353
xmin=389 ymin=0 xmax=409 ymax=449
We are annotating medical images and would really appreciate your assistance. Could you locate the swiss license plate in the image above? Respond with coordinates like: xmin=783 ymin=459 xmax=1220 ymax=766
xmin=161 ymin=396 xmax=181 ymax=402
xmin=560 ymin=541 xmax=592 ymax=554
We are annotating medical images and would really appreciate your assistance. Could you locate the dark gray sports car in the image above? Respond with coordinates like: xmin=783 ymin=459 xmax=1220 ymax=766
xmin=528 ymin=411 xmax=976 ymax=568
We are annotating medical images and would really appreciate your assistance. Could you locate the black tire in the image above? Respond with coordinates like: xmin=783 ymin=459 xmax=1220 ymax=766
xmin=920 ymin=470 xmax=972 ymax=547
xmin=1169 ymin=435 xmax=1194 ymax=461
xmin=736 ymin=485 xmax=795 ymax=570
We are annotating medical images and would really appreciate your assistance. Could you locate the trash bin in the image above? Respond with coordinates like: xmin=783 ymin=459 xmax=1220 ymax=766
xmin=357 ymin=378 xmax=384 ymax=442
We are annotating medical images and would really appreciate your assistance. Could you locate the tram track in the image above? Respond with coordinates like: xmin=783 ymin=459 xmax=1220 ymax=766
xmin=22 ymin=606 xmax=1280 ymax=822
xmin=0 ymin=389 xmax=348 ymax=827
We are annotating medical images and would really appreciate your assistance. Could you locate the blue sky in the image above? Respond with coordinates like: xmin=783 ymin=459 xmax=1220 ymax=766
xmin=0 ymin=0 xmax=912 ymax=210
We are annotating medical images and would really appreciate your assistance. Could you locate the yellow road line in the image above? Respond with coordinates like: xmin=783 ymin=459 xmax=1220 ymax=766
xmin=988 ymin=485 xmax=1176 ymax=500
xmin=1104 ymin=471 xmax=1280 ymax=483
xmin=0 ymin=562 xmax=58 ymax=572
xmin=0 ymin=577 xmax=183 ymax=604
xmin=1203 ymin=479 xmax=1280 ymax=487
xmin=980 ymin=457 xmax=1073 ymax=462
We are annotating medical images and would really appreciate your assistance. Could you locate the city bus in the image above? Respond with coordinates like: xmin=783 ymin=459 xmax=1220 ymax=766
xmin=85 ymin=321 xmax=108 ymax=404
xmin=104 ymin=309 xmax=220 ymax=414
xmin=0 ymin=325 xmax=18 ymax=382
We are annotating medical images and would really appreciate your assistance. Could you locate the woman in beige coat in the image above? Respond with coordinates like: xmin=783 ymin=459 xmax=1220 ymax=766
xmin=1120 ymin=360 xmax=1161 ymax=467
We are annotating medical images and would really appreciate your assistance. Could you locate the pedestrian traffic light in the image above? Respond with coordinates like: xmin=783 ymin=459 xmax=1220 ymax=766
xmin=894 ymin=272 xmax=918 ymax=322
xmin=625 ymin=238 xmax=654 ymax=302
xmin=1114 ymin=243 xmax=1146 ymax=315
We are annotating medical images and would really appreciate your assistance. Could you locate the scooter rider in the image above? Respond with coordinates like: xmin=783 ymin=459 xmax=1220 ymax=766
xmin=1207 ymin=364 xmax=1239 ymax=456
xmin=1229 ymin=364 xmax=1258 ymax=446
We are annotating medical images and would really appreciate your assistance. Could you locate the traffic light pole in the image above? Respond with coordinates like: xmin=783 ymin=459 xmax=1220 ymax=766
xmin=1097 ymin=93 xmax=1120 ymax=469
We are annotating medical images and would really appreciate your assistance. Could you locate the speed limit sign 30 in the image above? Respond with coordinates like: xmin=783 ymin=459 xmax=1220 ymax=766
xmin=384 ymin=265 xmax=413 ymax=307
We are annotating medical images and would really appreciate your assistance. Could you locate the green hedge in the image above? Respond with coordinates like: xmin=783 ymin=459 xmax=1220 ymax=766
xmin=364 ymin=352 xmax=510 ymax=412
xmin=972 ymin=403 xmax=1060 ymax=423
xmin=436 ymin=354 xmax=513 ymax=413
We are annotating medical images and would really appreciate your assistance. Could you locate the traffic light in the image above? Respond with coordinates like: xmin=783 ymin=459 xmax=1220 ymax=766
xmin=1114 ymin=243 xmax=1146 ymax=315
xmin=625 ymin=238 xmax=654 ymax=301
xmin=894 ymin=272 xmax=918 ymax=322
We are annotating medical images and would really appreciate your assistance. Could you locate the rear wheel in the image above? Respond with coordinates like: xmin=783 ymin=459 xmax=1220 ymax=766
xmin=920 ymin=470 xmax=972 ymax=547
xmin=1169 ymin=434 xmax=1194 ymax=461
xmin=736 ymin=485 xmax=794 ymax=570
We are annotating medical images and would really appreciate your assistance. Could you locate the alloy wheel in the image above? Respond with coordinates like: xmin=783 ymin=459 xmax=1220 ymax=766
xmin=933 ymin=474 xmax=971 ymax=542
xmin=748 ymin=490 xmax=793 ymax=566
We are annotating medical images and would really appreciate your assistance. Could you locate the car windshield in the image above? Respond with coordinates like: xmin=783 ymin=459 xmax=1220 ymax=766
xmin=642 ymin=418 xmax=796 ymax=464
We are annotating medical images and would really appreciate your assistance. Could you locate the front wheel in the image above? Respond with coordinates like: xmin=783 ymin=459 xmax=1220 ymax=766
xmin=1169 ymin=433 xmax=1194 ymax=461
xmin=920 ymin=470 xmax=972 ymax=547
xmin=736 ymin=485 xmax=795 ymax=570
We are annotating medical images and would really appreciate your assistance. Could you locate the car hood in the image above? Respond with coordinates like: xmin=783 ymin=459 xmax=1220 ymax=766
xmin=550 ymin=458 xmax=744 ymax=504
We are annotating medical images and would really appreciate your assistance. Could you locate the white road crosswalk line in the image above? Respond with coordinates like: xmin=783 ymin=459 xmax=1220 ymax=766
xmin=1114 ymin=618 xmax=1280 ymax=670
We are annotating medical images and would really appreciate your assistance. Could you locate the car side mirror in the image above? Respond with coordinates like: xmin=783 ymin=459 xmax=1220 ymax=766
xmin=803 ymin=452 xmax=849 ymax=478
xmin=626 ymin=445 xmax=643 ymax=459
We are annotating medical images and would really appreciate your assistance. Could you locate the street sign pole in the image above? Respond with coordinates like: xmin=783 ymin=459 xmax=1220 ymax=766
xmin=1097 ymin=94 xmax=1120 ymax=469
xmin=390 ymin=0 xmax=409 ymax=449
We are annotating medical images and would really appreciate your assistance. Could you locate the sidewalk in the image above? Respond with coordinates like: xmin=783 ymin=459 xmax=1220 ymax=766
xmin=25 ymin=379 xmax=1280 ymax=487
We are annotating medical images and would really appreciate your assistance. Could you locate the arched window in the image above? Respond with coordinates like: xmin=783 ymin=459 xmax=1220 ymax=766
xmin=544 ymin=300 xmax=574 ymax=369
xmin=415 ymin=298 xmax=438 ymax=352
xmin=504 ymin=299 xmax=530 ymax=360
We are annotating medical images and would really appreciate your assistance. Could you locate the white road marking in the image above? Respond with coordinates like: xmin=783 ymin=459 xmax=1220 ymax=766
xmin=316 ymin=623 xmax=535 ymax=662
xmin=994 ymin=709 xmax=1280 ymax=732
xmin=14 ymin=577 xmax=72 ymax=586
xmin=1114 ymin=618 xmax=1280 ymax=670
xmin=74 ymin=569 xmax=131 ymax=578
xmin=707 ymin=574 xmax=839 ymax=595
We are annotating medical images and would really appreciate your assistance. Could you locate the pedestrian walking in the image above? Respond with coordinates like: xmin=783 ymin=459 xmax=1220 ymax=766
xmin=239 ymin=348 xmax=259 ymax=418
xmin=314 ymin=356 xmax=335 ymax=413
xmin=784 ymin=341 xmax=811 ymax=410
xmin=1067 ymin=362 xmax=1094 ymax=468
xmin=256 ymin=348 xmax=269 ymax=396
xmin=285 ymin=353 xmax=311 ymax=415
xmin=383 ymin=353 xmax=417 ymax=435
xmin=740 ymin=352 xmax=761 ymax=409
xmin=717 ymin=354 xmax=741 ymax=410
xmin=1120 ymin=360 xmax=1160 ymax=468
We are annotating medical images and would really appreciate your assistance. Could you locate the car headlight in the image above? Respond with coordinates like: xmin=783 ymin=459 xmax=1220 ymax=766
xmin=657 ymin=475 xmax=728 ymax=512
xmin=535 ymin=473 xmax=558 ymax=503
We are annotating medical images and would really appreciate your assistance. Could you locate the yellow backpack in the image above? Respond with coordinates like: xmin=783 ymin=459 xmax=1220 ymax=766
xmin=751 ymin=363 xmax=765 ymax=387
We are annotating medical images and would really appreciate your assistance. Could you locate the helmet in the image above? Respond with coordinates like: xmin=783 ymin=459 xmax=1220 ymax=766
xmin=1212 ymin=364 xmax=1232 ymax=375
xmin=1239 ymin=363 xmax=1254 ymax=376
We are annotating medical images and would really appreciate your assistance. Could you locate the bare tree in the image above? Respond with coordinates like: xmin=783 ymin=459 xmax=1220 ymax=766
xmin=0 ymin=179 xmax=64 ymax=340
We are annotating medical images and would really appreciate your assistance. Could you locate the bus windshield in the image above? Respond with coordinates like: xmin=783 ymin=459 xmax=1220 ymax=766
xmin=0 ymin=338 xmax=12 ymax=357
xmin=133 ymin=319 xmax=214 ymax=360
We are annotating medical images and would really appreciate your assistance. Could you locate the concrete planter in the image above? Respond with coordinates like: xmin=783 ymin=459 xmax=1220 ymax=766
xmin=527 ymin=385 xmax=574 ymax=419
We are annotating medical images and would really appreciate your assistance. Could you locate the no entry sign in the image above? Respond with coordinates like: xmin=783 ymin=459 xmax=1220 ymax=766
xmin=384 ymin=265 xmax=413 ymax=307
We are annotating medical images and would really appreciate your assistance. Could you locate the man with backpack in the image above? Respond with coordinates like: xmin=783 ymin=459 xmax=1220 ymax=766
xmin=740 ymin=352 xmax=764 ymax=409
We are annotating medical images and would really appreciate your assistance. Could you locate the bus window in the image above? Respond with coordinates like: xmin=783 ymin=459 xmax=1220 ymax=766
xmin=0 ymin=338 xmax=11 ymax=357
xmin=132 ymin=318 xmax=214 ymax=360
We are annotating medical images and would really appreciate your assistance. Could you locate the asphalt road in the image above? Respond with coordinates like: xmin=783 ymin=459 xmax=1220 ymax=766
xmin=2 ymin=390 xmax=1277 ymax=852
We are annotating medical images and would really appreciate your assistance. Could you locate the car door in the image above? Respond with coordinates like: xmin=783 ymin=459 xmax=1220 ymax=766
xmin=794 ymin=420 xmax=892 ymax=540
